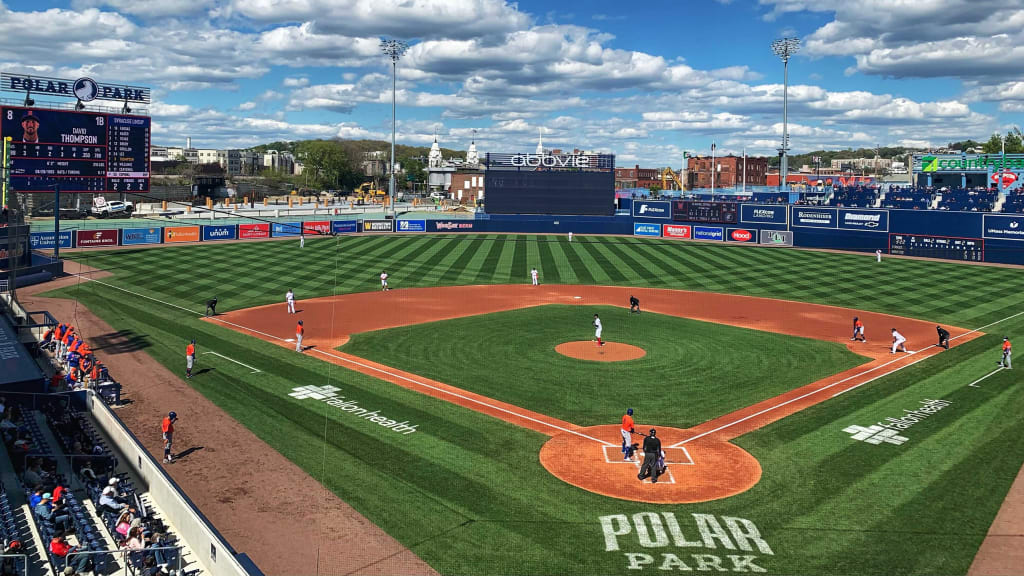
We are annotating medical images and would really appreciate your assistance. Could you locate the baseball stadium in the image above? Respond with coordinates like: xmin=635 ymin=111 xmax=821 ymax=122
xmin=2 ymin=38 xmax=1024 ymax=576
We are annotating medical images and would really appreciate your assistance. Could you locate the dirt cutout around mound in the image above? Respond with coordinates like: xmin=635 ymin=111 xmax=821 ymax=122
xmin=554 ymin=340 xmax=646 ymax=361
xmin=215 ymin=284 xmax=981 ymax=506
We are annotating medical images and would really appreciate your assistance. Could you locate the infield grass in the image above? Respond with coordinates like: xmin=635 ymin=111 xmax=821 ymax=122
xmin=46 ymin=234 xmax=1024 ymax=576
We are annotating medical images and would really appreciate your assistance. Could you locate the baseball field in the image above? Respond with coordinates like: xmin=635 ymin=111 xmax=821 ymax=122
xmin=41 ymin=234 xmax=1024 ymax=575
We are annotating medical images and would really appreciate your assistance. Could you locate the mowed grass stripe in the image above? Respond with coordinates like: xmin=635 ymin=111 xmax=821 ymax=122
xmin=576 ymin=239 xmax=628 ymax=283
xmin=535 ymin=236 xmax=562 ymax=284
xmin=599 ymin=238 xmax=663 ymax=285
xmin=554 ymin=237 xmax=595 ymax=284
xmin=473 ymin=236 xmax=508 ymax=284
xmin=510 ymin=235 xmax=528 ymax=283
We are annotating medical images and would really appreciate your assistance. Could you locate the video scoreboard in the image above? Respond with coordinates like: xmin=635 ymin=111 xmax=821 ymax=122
xmin=672 ymin=201 xmax=738 ymax=224
xmin=889 ymin=234 xmax=983 ymax=262
xmin=1 ymin=106 xmax=150 ymax=193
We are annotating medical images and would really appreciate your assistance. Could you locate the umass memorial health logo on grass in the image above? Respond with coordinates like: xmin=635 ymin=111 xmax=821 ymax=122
xmin=843 ymin=398 xmax=951 ymax=446
xmin=288 ymin=385 xmax=419 ymax=435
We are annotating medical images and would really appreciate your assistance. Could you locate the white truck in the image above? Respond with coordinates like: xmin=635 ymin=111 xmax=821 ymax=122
xmin=90 ymin=197 xmax=134 ymax=218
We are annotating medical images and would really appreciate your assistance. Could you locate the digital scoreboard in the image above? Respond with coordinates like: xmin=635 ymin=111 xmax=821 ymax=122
xmin=673 ymin=201 xmax=738 ymax=224
xmin=889 ymin=234 xmax=984 ymax=262
xmin=1 ymin=106 xmax=150 ymax=193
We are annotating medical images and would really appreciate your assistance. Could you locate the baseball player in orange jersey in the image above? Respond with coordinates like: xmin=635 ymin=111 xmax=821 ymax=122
xmin=186 ymin=339 xmax=196 ymax=379
xmin=851 ymin=317 xmax=865 ymax=342
xmin=1000 ymin=337 xmax=1012 ymax=369
xmin=621 ymin=409 xmax=635 ymax=460
xmin=296 ymin=320 xmax=304 ymax=352
xmin=162 ymin=411 xmax=177 ymax=463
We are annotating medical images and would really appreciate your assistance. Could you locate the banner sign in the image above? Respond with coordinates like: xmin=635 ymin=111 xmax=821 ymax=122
xmin=30 ymin=230 xmax=74 ymax=249
xmin=272 ymin=222 xmax=303 ymax=237
xmin=362 ymin=219 xmax=394 ymax=232
xmin=740 ymin=204 xmax=788 ymax=225
xmin=164 ymin=226 xmax=200 ymax=243
xmin=302 ymin=220 xmax=331 ymax=235
xmin=632 ymin=200 xmax=672 ymax=219
xmin=792 ymin=207 xmax=838 ymax=228
xmin=982 ymin=214 xmax=1024 ymax=241
xmin=76 ymin=229 xmax=118 ymax=248
xmin=838 ymin=209 xmax=888 ymax=232
xmin=726 ymin=228 xmax=757 ymax=243
xmin=121 ymin=227 xmax=162 ymax=246
xmin=693 ymin=226 xmax=724 ymax=241
xmin=239 ymin=223 xmax=270 ymax=239
xmin=202 ymin=224 xmax=237 ymax=242
xmin=633 ymin=222 xmax=661 ymax=237
xmin=331 ymin=220 xmax=358 ymax=234
xmin=1 ymin=73 xmax=151 ymax=104
xmin=396 ymin=220 xmax=427 ymax=232
xmin=662 ymin=224 xmax=691 ymax=239
xmin=760 ymin=230 xmax=793 ymax=246
xmin=433 ymin=220 xmax=475 ymax=231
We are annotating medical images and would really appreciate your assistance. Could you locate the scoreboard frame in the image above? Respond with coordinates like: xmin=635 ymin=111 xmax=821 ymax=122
xmin=672 ymin=200 xmax=739 ymax=224
xmin=888 ymin=233 xmax=984 ymax=262
xmin=0 ymin=105 xmax=151 ymax=194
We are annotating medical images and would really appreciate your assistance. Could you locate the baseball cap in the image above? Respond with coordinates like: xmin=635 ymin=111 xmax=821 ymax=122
xmin=42 ymin=493 xmax=52 ymax=500
xmin=108 ymin=477 xmax=119 ymax=486
xmin=21 ymin=111 xmax=38 ymax=123
xmin=102 ymin=485 xmax=115 ymax=495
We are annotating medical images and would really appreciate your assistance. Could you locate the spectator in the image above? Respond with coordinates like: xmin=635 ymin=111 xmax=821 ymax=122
xmin=0 ymin=413 xmax=17 ymax=443
xmin=35 ymin=493 xmax=73 ymax=533
xmin=23 ymin=460 xmax=45 ymax=486
xmin=98 ymin=478 xmax=128 ymax=514
xmin=28 ymin=487 xmax=44 ymax=509
xmin=1 ymin=539 xmax=23 ymax=576
xmin=49 ymin=534 xmax=90 ymax=574
xmin=121 ymin=526 xmax=145 ymax=550
xmin=115 ymin=510 xmax=134 ymax=539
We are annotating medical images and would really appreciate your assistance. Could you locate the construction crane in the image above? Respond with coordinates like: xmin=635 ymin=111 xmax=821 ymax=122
xmin=660 ymin=167 xmax=684 ymax=191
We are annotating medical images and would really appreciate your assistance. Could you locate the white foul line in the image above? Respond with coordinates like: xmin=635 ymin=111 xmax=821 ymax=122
xmin=968 ymin=367 xmax=1005 ymax=388
xmin=69 ymin=274 xmax=201 ymax=315
xmin=200 ymin=351 xmax=261 ymax=374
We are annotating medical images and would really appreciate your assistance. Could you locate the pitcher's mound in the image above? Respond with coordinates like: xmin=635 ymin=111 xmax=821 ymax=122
xmin=555 ymin=341 xmax=646 ymax=362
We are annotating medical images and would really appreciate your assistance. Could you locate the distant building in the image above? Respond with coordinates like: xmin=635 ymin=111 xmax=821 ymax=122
xmin=829 ymin=157 xmax=892 ymax=171
xmin=450 ymin=172 xmax=484 ymax=203
xmin=687 ymin=156 xmax=767 ymax=189
xmin=361 ymin=151 xmax=388 ymax=178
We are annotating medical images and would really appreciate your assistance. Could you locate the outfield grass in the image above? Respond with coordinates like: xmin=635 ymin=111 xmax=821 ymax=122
xmin=342 ymin=304 xmax=867 ymax=427
xmin=49 ymin=235 xmax=1024 ymax=575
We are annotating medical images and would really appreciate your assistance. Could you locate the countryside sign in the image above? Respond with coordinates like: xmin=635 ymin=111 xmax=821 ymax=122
xmin=915 ymin=153 xmax=1024 ymax=173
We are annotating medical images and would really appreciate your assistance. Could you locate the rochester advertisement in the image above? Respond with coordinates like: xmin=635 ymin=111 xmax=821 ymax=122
xmin=363 ymin=219 xmax=394 ymax=232
xmin=792 ymin=207 xmax=838 ymax=228
xmin=633 ymin=223 xmax=661 ymax=237
xmin=76 ymin=229 xmax=118 ymax=248
xmin=740 ymin=204 xmax=787 ymax=225
xmin=632 ymin=201 xmax=672 ymax=219
xmin=982 ymin=214 xmax=1024 ymax=241
xmin=121 ymin=227 xmax=162 ymax=246
xmin=838 ymin=209 xmax=888 ymax=232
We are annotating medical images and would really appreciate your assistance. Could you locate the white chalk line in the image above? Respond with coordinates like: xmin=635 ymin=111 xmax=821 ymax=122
xmin=968 ymin=367 xmax=1005 ymax=388
xmin=200 ymin=351 xmax=261 ymax=374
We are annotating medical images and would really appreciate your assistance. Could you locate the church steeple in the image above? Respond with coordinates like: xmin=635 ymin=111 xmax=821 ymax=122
xmin=536 ymin=127 xmax=544 ymax=155
xmin=466 ymin=128 xmax=479 ymax=166
xmin=428 ymin=128 xmax=443 ymax=169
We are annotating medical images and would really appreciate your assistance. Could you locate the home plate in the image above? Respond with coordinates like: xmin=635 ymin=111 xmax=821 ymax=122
xmin=574 ymin=296 xmax=582 ymax=299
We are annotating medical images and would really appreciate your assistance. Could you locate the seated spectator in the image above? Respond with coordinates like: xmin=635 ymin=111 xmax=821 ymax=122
xmin=1 ymin=539 xmax=24 ymax=576
xmin=0 ymin=413 xmax=18 ymax=443
xmin=35 ymin=493 xmax=73 ymax=533
xmin=115 ymin=510 xmax=134 ymax=539
xmin=28 ymin=487 xmax=44 ymax=509
xmin=121 ymin=526 xmax=145 ymax=551
xmin=49 ymin=533 xmax=90 ymax=574
xmin=99 ymin=478 xmax=128 ymax=514
xmin=147 ymin=532 xmax=171 ymax=565
xmin=23 ymin=460 xmax=48 ymax=487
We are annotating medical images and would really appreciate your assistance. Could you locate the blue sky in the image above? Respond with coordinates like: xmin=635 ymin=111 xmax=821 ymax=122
xmin=2 ymin=0 xmax=1022 ymax=165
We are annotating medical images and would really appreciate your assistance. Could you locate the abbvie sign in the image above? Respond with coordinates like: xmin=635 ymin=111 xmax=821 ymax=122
xmin=510 ymin=153 xmax=591 ymax=168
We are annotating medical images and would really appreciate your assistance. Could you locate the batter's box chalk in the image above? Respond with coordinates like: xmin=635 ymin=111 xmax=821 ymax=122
xmin=602 ymin=445 xmax=694 ymax=465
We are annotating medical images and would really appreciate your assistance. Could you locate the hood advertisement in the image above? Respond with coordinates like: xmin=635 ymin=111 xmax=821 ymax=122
xmin=202 ymin=224 xmax=237 ymax=242
xmin=740 ymin=204 xmax=788 ymax=225
xmin=633 ymin=222 xmax=661 ymax=237
xmin=331 ymin=220 xmax=358 ymax=234
xmin=164 ymin=226 xmax=200 ymax=244
xmin=632 ymin=201 xmax=671 ymax=219
xmin=760 ymin=230 xmax=793 ymax=246
xmin=76 ymin=229 xmax=118 ymax=248
xmin=662 ymin=224 xmax=691 ymax=239
xmin=121 ymin=227 xmax=162 ymax=246
xmin=792 ymin=207 xmax=838 ymax=228
xmin=239 ymin=223 xmax=270 ymax=239
xmin=693 ymin=226 xmax=724 ymax=241
xmin=30 ymin=230 xmax=74 ymax=249
xmin=432 ymin=220 xmax=475 ymax=231
xmin=982 ymin=214 xmax=1024 ymax=241
xmin=838 ymin=209 xmax=888 ymax=232
xmin=362 ymin=219 xmax=394 ymax=232
xmin=397 ymin=220 xmax=426 ymax=232
xmin=303 ymin=220 xmax=331 ymax=235
xmin=272 ymin=222 xmax=303 ymax=237
xmin=726 ymin=228 xmax=757 ymax=243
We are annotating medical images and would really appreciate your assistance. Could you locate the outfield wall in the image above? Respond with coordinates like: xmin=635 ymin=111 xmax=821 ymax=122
xmin=26 ymin=203 xmax=1024 ymax=265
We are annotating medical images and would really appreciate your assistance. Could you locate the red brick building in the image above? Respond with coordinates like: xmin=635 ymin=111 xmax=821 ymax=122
xmin=614 ymin=165 xmax=680 ymax=189
xmin=687 ymin=156 xmax=767 ymax=189
xmin=450 ymin=171 xmax=485 ymax=203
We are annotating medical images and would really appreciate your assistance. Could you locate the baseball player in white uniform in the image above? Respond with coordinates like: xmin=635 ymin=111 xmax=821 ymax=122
xmin=876 ymin=249 xmax=882 ymax=263
xmin=286 ymin=289 xmax=295 ymax=314
xmin=300 ymin=234 xmax=305 ymax=248
xmin=593 ymin=313 xmax=604 ymax=347
xmin=891 ymin=328 xmax=908 ymax=353
xmin=531 ymin=267 xmax=539 ymax=286
xmin=568 ymin=231 xmax=573 ymax=242
xmin=380 ymin=270 xmax=389 ymax=291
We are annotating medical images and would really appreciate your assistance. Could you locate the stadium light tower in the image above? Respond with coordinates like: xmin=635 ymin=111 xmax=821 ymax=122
xmin=771 ymin=37 xmax=800 ymax=192
xmin=381 ymin=38 xmax=408 ymax=217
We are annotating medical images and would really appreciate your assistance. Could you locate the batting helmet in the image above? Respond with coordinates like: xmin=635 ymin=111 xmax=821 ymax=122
xmin=626 ymin=408 xmax=633 ymax=415
xmin=168 ymin=411 xmax=177 ymax=420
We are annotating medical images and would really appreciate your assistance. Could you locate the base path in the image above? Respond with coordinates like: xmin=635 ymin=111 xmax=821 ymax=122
xmin=214 ymin=284 xmax=979 ymax=503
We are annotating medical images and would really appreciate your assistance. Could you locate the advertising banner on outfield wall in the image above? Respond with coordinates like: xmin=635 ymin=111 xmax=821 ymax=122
xmin=239 ymin=223 xmax=270 ymax=239
xmin=164 ymin=226 xmax=200 ymax=243
xmin=693 ymin=226 xmax=724 ymax=241
xmin=792 ymin=207 xmax=838 ymax=228
xmin=982 ymin=214 xmax=1024 ymax=241
xmin=760 ymin=230 xmax=793 ymax=246
xmin=331 ymin=220 xmax=358 ymax=234
xmin=432 ymin=220 xmax=475 ymax=231
xmin=121 ymin=227 xmax=162 ymax=246
xmin=741 ymin=204 xmax=788 ymax=225
xmin=633 ymin=222 xmax=661 ymax=237
xmin=30 ymin=230 xmax=74 ymax=249
xmin=202 ymin=224 xmax=237 ymax=242
xmin=362 ymin=219 xmax=394 ymax=232
xmin=76 ymin=229 xmax=118 ymax=248
xmin=726 ymin=228 xmax=757 ymax=243
xmin=632 ymin=200 xmax=672 ymax=219
xmin=272 ymin=222 xmax=303 ymax=237
xmin=838 ymin=209 xmax=888 ymax=232
xmin=302 ymin=220 xmax=331 ymax=235
xmin=663 ymin=224 xmax=691 ymax=239
xmin=396 ymin=220 xmax=426 ymax=232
